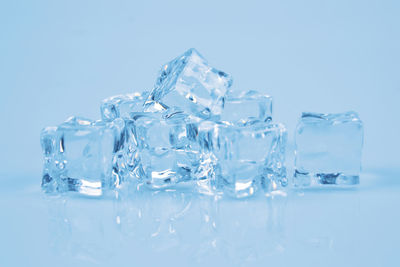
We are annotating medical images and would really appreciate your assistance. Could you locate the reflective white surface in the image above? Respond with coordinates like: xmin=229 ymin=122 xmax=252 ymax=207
xmin=1 ymin=169 xmax=399 ymax=266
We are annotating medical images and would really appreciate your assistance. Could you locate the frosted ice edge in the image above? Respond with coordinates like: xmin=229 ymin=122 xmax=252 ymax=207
xmin=300 ymin=111 xmax=362 ymax=125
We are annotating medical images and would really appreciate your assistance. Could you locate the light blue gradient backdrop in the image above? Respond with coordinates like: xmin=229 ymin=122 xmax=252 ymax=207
xmin=0 ymin=1 xmax=399 ymax=266
xmin=1 ymin=0 xmax=399 ymax=176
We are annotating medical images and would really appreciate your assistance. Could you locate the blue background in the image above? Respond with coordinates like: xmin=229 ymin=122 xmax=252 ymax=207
xmin=0 ymin=0 xmax=399 ymax=266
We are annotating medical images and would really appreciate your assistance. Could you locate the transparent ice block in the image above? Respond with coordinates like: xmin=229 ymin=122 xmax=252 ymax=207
xmin=294 ymin=111 xmax=363 ymax=187
xmin=101 ymin=91 xmax=149 ymax=122
xmin=40 ymin=116 xmax=130 ymax=196
xmin=133 ymin=111 xmax=201 ymax=189
xmin=221 ymin=90 xmax=273 ymax=126
xmin=144 ymin=48 xmax=233 ymax=119
xmin=193 ymin=121 xmax=287 ymax=198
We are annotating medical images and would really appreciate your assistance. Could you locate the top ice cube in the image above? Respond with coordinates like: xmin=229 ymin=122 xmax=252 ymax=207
xmin=144 ymin=48 xmax=233 ymax=119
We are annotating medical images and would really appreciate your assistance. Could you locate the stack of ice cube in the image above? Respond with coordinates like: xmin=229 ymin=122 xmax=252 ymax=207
xmin=40 ymin=49 xmax=288 ymax=198
xmin=41 ymin=48 xmax=363 ymax=198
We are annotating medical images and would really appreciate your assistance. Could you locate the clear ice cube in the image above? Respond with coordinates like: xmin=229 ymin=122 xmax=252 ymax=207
xmin=101 ymin=91 xmax=149 ymax=122
xmin=40 ymin=116 xmax=129 ymax=196
xmin=193 ymin=121 xmax=287 ymax=198
xmin=144 ymin=48 xmax=233 ymax=119
xmin=294 ymin=111 xmax=363 ymax=187
xmin=133 ymin=111 xmax=201 ymax=189
xmin=221 ymin=90 xmax=273 ymax=126
xmin=186 ymin=120 xmax=221 ymax=195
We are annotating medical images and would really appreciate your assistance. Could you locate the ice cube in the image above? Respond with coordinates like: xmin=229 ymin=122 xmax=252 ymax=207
xmin=144 ymin=48 xmax=233 ymax=119
xmin=40 ymin=116 xmax=130 ymax=196
xmin=193 ymin=121 xmax=287 ymax=198
xmin=133 ymin=111 xmax=201 ymax=189
xmin=186 ymin=120 xmax=221 ymax=195
xmin=221 ymin=90 xmax=273 ymax=126
xmin=294 ymin=111 xmax=363 ymax=187
xmin=101 ymin=91 xmax=149 ymax=122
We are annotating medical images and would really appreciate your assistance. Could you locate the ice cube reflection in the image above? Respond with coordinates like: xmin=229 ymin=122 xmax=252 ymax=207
xmin=45 ymin=187 xmax=287 ymax=265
